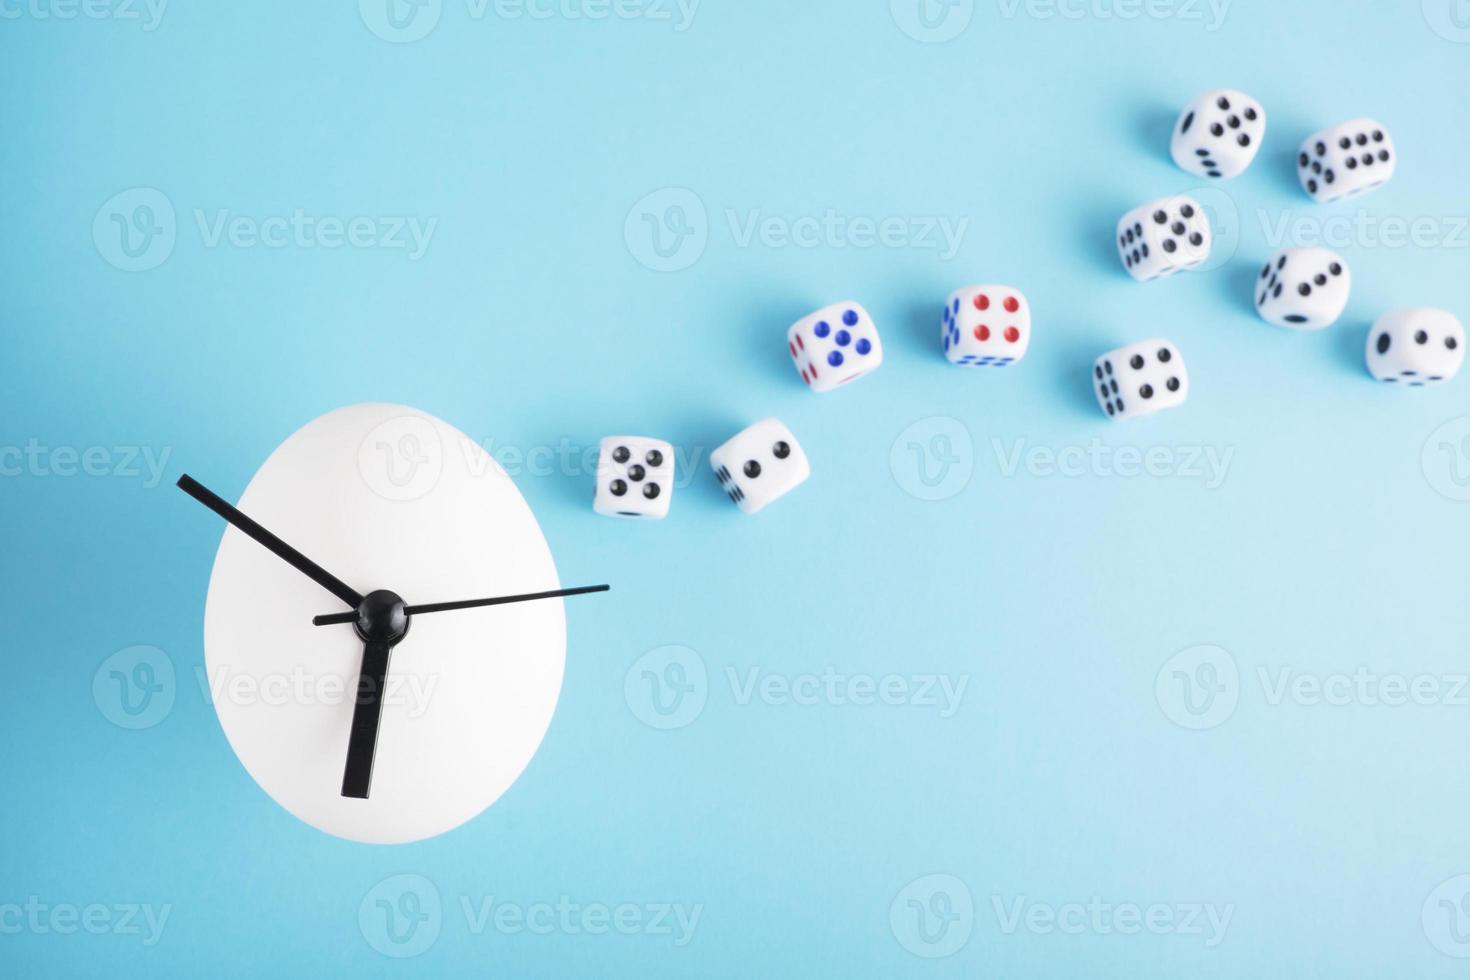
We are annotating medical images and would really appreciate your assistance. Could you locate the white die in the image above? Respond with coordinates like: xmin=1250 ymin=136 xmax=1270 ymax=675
xmin=1170 ymin=88 xmax=1266 ymax=180
xmin=1297 ymin=118 xmax=1396 ymax=203
xmin=1093 ymin=340 xmax=1189 ymax=420
xmin=1365 ymin=309 xmax=1465 ymax=387
xmin=787 ymin=302 xmax=883 ymax=392
xmin=710 ymin=418 xmax=810 ymax=514
xmin=593 ymin=436 xmax=674 ymax=519
xmin=1254 ymin=248 xmax=1351 ymax=330
xmin=942 ymin=286 xmax=1032 ymax=367
xmin=1117 ymin=196 xmax=1212 ymax=282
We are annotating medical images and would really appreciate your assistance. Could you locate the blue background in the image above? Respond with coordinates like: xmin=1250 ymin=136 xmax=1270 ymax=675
xmin=5 ymin=0 xmax=1470 ymax=975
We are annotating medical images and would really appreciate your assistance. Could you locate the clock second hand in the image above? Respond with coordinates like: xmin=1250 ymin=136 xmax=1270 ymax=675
xmin=311 ymin=585 xmax=610 ymax=627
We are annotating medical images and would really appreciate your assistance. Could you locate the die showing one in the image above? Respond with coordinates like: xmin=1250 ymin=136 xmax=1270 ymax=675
xmin=1117 ymin=196 xmax=1212 ymax=282
xmin=1255 ymin=248 xmax=1351 ymax=330
xmin=594 ymin=436 xmax=674 ymax=519
xmin=787 ymin=302 xmax=883 ymax=392
xmin=710 ymin=418 xmax=810 ymax=515
xmin=1170 ymin=88 xmax=1266 ymax=180
xmin=1365 ymin=309 xmax=1465 ymax=387
xmin=942 ymin=286 xmax=1031 ymax=367
xmin=1297 ymin=118 xmax=1396 ymax=203
xmin=1094 ymin=340 xmax=1189 ymax=420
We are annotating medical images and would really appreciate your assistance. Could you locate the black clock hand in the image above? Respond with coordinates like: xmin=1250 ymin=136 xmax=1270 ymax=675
xmin=340 ymin=591 xmax=410 ymax=800
xmin=311 ymin=585 xmax=610 ymax=627
xmin=178 ymin=474 xmax=364 ymax=609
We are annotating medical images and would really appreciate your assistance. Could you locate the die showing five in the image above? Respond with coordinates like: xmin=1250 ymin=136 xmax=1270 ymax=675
xmin=594 ymin=436 xmax=675 ymax=520
xmin=787 ymin=302 xmax=884 ymax=392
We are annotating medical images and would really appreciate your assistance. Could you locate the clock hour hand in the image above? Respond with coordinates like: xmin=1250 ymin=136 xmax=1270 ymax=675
xmin=341 ymin=591 xmax=410 ymax=800
xmin=177 ymin=474 xmax=364 ymax=609
xmin=311 ymin=585 xmax=610 ymax=627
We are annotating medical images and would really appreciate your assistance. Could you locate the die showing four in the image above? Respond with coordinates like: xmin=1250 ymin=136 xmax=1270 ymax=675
xmin=943 ymin=286 xmax=1031 ymax=367
xmin=1094 ymin=340 xmax=1189 ymax=421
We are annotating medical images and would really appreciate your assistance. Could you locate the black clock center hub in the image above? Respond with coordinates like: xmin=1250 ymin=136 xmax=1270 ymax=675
xmin=354 ymin=589 xmax=410 ymax=645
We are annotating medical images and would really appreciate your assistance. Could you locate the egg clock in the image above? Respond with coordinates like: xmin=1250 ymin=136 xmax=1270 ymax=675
xmin=177 ymin=403 xmax=608 ymax=844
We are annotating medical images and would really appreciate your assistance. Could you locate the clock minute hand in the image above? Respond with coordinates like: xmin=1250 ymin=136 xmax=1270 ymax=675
xmin=177 ymin=474 xmax=364 ymax=609
xmin=311 ymin=585 xmax=610 ymax=627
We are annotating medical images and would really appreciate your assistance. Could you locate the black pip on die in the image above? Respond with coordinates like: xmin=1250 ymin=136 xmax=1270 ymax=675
xmin=1170 ymin=88 xmax=1266 ymax=179
xmin=1094 ymin=340 xmax=1189 ymax=420
xmin=594 ymin=436 xmax=674 ymax=519
xmin=1117 ymin=195 xmax=1212 ymax=282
